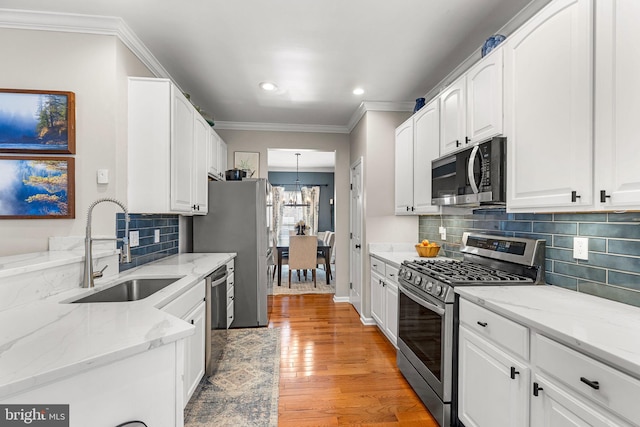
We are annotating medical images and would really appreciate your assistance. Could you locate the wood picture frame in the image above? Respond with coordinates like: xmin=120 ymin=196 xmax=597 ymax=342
xmin=0 ymin=89 xmax=76 ymax=154
xmin=0 ymin=156 xmax=75 ymax=219
xmin=234 ymin=151 xmax=260 ymax=178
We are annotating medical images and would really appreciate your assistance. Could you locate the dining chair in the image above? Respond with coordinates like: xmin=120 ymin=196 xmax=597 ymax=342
xmin=318 ymin=231 xmax=335 ymax=280
xmin=288 ymin=235 xmax=318 ymax=287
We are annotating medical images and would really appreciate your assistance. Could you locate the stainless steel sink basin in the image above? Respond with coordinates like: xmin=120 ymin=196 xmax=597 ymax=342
xmin=72 ymin=277 xmax=181 ymax=303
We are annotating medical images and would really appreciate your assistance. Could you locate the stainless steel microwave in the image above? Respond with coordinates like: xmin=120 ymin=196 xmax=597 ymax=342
xmin=431 ymin=137 xmax=506 ymax=207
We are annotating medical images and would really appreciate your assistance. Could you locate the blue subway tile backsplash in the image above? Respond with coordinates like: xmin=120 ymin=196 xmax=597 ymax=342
xmin=419 ymin=210 xmax=640 ymax=307
xmin=116 ymin=213 xmax=179 ymax=271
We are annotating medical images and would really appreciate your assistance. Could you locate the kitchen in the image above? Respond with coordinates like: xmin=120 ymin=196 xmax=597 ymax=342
xmin=1 ymin=0 xmax=640 ymax=426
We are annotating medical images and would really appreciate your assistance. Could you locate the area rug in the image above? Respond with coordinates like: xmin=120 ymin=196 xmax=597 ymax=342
xmin=272 ymin=265 xmax=335 ymax=295
xmin=184 ymin=328 xmax=280 ymax=427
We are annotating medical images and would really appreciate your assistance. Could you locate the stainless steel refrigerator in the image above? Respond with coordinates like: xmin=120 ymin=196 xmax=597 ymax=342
xmin=193 ymin=179 xmax=273 ymax=327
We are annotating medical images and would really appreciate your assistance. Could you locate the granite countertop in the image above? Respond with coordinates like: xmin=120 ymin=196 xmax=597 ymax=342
xmin=455 ymin=285 xmax=640 ymax=379
xmin=0 ymin=252 xmax=235 ymax=400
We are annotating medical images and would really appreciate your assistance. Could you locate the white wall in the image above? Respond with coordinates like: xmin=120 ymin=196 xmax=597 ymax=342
xmin=216 ymin=129 xmax=351 ymax=298
xmin=0 ymin=28 xmax=152 ymax=256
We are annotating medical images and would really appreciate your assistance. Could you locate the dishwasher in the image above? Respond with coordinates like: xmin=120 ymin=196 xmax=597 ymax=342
xmin=205 ymin=264 xmax=229 ymax=376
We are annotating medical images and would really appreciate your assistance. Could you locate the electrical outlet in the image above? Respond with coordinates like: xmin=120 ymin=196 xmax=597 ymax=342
xmin=573 ymin=237 xmax=589 ymax=260
xmin=129 ymin=230 xmax=140 ymax=247
xmin=154 ymin=229 xmax=160 ymax=244
xmin=439 ymin=226 xmax=447 ymax=240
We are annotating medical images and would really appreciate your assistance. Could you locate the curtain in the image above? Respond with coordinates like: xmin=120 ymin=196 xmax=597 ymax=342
xmin=301 ymin=186 xmax=320 ymax=235
xmin=272 ymin=186 xmax=285 ymax=243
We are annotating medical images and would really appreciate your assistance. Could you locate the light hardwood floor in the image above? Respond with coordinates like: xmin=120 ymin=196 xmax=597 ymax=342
xmin=269 ymin=294 xmax=438 ymax=426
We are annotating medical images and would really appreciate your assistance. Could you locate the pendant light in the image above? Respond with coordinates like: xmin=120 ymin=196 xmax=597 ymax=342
xmin=285 ymin=153 xmax=310 ymax=207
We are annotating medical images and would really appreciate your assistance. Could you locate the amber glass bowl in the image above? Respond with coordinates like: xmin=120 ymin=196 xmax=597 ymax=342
xmin=415 ymin=244 xmax=440 ymax=257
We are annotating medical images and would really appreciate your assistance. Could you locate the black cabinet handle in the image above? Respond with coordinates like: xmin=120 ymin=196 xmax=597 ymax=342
xmin=465 ymin=136 xmax=471 ymax=144
xmin=477 ymin=321 xmax=488 ymax=327
xmin=456 ymin=140 xmax=460 ymax=147
xmin=372 ymin=264 xmax=377 ymax=267
xmin=571 ymin=191 xmax=581 ymax=202
xmin=355 ymin=244 xmax=361 ymax=249
xmin=411 ymin=206 xmax=415 ymax=211
xmin=190 ymin=319 xmax=194 ymax=325
xmin=600 ymin=190 xmax=611 ymax=203
xmin=406 ymin=206 xmax=410 ymax=211
xmin=533 ymin=382 xmax=543 ymax=396
xmin=580 ymin=377 xmax=600 ymax=390
xmin=510 ymin=366 xmax=519 ymax=379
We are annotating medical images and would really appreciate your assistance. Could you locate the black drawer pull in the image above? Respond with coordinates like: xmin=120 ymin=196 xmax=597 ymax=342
xmin=510 ymin=366 xmax=519 ymax=379
xmin=580 ymin=377 xmax=600 ymax=390
xmin=533 ymin=382 xmax=543 ymax=396
xmin=477 ymin=321 xmax=488 ymax=327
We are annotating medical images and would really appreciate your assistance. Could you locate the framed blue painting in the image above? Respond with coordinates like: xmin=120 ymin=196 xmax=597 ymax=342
xmin=0 ymin=89 xmax=76 ymax=154
xmin=0 ymin=156 xmax=75 ymax=219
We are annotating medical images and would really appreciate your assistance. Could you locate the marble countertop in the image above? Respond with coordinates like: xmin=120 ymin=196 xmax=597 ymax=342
xmin=0 ymin=252 xmax=235 ymax=400
xmin=369 ymin=243 xmax=450 ymax=268
xmin=455 ymin=285 xmax=640 ymax=378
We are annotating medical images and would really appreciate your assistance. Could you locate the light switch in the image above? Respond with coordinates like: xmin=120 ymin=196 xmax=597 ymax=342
xmin=154 ymin=229 xmax=160 ymax=243
xmin=97 ymin=169 xmax=109 ymax=184
xmin=573 ymin=237 xmax=589 ymax=260
xmin=129 ymin=230 xmax=140 ymax=247
xmin=439 ymin=226 xmax=447 ymax=240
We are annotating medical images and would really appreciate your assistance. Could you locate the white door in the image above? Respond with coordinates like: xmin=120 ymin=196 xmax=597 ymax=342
xmin=595 ymin=0 xmax=640 ymax=208
xmin=395 ymin=118 xmax=414 ymax=214
xmin=350 ymin=158 xmax=363 ymax=316
xmin=170 ymin=88 xmax=195 ymax=212
xmin=504 ymin=0 xmax=593 ymax=210
xmin=413 ymin=98 xmax=441 ymax=214
xmin=466 ymin=48 xmax=503 ymax=144
xmin=440 ymin=76 xmax=467 ymax=155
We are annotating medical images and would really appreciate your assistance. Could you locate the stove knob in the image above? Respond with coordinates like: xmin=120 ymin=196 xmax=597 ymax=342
xmin=405 ymin=271 xmax=413 ymax=280
xmin=415 ymin=276 xmax=422 ymax=285
xmin=426 ymin=281 xmax=433 ymax=292
xmin=435 ymin=284 xmax=443 ymax=296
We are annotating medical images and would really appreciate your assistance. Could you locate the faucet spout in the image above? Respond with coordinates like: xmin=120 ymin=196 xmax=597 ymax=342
xmin=82 ymin=197 xmax=131 ymax=288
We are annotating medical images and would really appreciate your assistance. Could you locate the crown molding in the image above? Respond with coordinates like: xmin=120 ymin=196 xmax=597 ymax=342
xmin=346 ymin=101 xmax=414 ymax=132
xmin=0 ymin=8 xmax=174 ymax=85
xmin=214 ymin=121 xmax=350 ymax=134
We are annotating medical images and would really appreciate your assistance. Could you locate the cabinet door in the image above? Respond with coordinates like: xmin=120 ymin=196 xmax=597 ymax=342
xmin=531 ymin=374 xmax=633 ymax=427
xmin=458 ymin=325 xmax=529 ymax=427
xmin=184 ymin=301 xmax=206 ymax=405
xmin=466 ymin=48 xmax=503 ymax=144
xmin=440 ymin=76 xmax=466 ymax=155
xmin=413 ymin=99 xmax=441 ymax=214
xmin=171 ymin=88 xmax=195 ymax=212
xmin=595 ymin=0 xmax=640 ymax=208
xmin=193 ymin=114 xmax=209 ymax=214
xmin=395 ymin=117 xmax=414 ymax=214
xmin=504 ymin=0 xmax=593 ymax=210
xmin=208 ymin=129 xmax=220 ymax=179
xmin=370 ymin=270 xmax=384 ymax=326
xmin=219 ymin=138 xmax=228 ymax=178
xmin=383 ymin=283 xmax=398 ymax=346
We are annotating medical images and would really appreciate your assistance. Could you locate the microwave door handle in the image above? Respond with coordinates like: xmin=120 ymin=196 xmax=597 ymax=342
xmin=467 ymin=145 xmax=480 ymax=194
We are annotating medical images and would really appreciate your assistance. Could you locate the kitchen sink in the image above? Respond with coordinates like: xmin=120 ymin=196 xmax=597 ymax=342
xmin=71 ymin=277 xmax=182 ymax=303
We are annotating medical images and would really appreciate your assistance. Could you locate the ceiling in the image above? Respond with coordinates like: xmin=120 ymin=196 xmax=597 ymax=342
xmin=0 ymin=0 xmax=532 ymax=131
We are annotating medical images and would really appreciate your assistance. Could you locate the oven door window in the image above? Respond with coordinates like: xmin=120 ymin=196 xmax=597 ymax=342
xmin=398 ymin=291 xmax=443 ymax=381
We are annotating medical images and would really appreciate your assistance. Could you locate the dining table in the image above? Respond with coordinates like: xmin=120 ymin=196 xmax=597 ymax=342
xmin=275 ymin=236 xmax=332 ymax=286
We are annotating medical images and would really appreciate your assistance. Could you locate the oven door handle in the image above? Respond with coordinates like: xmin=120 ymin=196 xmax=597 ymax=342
xmin=399 ymin=283 xmax=446 ymax=316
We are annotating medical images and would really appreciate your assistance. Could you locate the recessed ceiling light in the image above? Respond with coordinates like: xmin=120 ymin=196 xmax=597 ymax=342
xmin=259 ymin=82 xmax=278 ymax=91
xmin=353 ymin=87 xmax=365 ymax=95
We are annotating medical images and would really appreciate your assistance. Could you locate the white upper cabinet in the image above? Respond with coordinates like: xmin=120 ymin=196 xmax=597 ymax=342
xmin=208 ymin=129 xmax=228 ymax=181
xmin=395 ymin=117 xmax=415 ymax=214
xmin=594 ymin=0 xmax=640 ymax=208
xmin=128 ymin=77 xmax=209 ymax=215
xmin=440 ymin=76 xmax=467 ymax=155
xmin=413 ymin=98 xmax=441 ymax=214
xmin=466 ymin=49 xmax=504 ymax=144
xmin=192 ymin=114 xmax=209 ymax=214
xmin=505 ymin=0 xmax=593 ymax=211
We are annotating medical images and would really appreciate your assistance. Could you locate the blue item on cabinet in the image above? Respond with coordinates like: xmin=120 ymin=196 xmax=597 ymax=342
xmin=481 ymin=34 xmax=506 ymax=57
xmin=413 ymin=98 xmax=426 ymax=113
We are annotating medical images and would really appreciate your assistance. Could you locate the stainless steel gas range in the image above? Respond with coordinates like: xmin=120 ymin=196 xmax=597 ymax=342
xmin=396 ymin=232 xmax=546 ymax=427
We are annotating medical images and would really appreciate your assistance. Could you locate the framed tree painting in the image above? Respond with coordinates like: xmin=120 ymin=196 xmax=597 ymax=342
xmin=234 ymin=151 xmax=259 ymax=178
xmin=0 ymin=156 xmax=75 ymax=219
xmin=0 ymin=89 xmax=76 ymax=154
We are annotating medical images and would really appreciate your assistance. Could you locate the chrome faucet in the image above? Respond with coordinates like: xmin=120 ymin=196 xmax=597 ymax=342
xmin=82 ymin=197 xmax=132 ymax=288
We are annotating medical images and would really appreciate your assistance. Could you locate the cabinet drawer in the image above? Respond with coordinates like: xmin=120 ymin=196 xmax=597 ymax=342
xmin=161 ymin=280 xmax=205 ymax=319
xmin=227 ymin=282 xmax=234 ymax=304
xmin=227 ymin=273 xmax=234 ymax=294
xmin=226 ymin=300 xmax=234 ymax=329
xmin=386 ymin=265 xmax=399 ymax=284
xmin=459 ymin=298 xmax=529 ymax=360
xmin=535 ymin=334 xmax=640 ymax=425
xmin=370 ymin=258 xmax=386 ymax=276
xmin=226 ymin=259 xmax=235 ymax=274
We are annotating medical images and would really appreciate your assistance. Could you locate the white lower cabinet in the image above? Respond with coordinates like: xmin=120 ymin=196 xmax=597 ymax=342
xmin=458 ymin=296 xmax=640 ymax=427
xmin=161 ymin=279 xmax=206 ymax=405
xmin=226 ymin=259 xmax=235 ymax=328
xmin=369 ymin=256 xmax=398 ymax=346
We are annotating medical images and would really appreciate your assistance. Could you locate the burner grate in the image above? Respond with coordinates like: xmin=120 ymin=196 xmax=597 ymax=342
xmin=405 ymin=259 xmax=532 ymax=284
